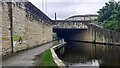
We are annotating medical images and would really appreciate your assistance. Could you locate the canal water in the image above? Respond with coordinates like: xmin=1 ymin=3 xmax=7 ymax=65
xmin=56 ymin=41 xmax=120 ymax=68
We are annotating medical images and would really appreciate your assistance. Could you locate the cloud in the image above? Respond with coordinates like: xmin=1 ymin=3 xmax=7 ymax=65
xmin=47 ymin=6 xmax=78 ymax=20
xmin=28 ymin=0 xmax=118 ymax=20
xmin=29 ymin=0 xmax=110 ymax=2
xmin=45 ymin=2 xmax=108 ymax=20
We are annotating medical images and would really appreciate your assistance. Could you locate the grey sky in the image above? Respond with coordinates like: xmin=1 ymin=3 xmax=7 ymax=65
xmin=29 ymin=0 xmax=119 ymax=20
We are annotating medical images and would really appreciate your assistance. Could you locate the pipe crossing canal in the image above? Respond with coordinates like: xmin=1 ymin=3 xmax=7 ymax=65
xmin=55 ymin=41 xmax=120 ymax=68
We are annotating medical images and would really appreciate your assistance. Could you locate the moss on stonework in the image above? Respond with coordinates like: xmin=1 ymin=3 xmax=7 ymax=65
xmin=2 ymin=37 xmax=8 ymax=41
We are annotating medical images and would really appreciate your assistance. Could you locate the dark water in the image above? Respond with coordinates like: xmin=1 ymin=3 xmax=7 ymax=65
xmin=56 ymin=41 xmax=120 ymax=68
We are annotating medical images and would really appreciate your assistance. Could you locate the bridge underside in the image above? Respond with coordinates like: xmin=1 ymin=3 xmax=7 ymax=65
xmin=53 ymin=28 xmax=88 ymax=42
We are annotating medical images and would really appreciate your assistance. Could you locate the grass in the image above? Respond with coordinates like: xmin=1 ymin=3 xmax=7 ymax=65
xmin=38 ymin=49 xmax=58 ymax=68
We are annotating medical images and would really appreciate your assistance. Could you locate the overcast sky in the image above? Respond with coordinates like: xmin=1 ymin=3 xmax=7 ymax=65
xmin=29 ymin=0 xmax=119 ymax=20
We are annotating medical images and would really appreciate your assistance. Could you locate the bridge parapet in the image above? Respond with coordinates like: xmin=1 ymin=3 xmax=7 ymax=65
xmin=53 ymin=20 xmax=90 ymax=29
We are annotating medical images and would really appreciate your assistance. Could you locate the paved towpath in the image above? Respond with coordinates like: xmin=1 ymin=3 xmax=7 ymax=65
xmin=3 ymin=42 xmax=53 ymax=66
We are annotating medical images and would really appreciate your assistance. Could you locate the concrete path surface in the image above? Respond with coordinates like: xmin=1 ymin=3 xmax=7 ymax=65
xmin=2 ymin=42 xmax=53 ymax=66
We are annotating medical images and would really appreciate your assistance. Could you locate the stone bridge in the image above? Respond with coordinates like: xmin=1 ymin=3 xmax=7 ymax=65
xmin=53 ymin=20 xmax=120 ymax=45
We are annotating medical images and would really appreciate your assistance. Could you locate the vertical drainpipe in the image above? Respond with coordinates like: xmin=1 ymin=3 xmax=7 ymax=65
xmin=9 ymin=2 xmax=14 ymax=53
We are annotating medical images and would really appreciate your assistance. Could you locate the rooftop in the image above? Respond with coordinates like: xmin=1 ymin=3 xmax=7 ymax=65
xmin=67 ymin=14 xmax=98 ymax=19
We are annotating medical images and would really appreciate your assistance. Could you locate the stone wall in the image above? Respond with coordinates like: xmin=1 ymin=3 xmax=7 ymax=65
xmin=89 ymin=24 xmax=120 ymax=44
xmin=69 ymin=24 xmax=120 ymax=45
xmin=1 ymin=2 xmax=12 ymax=55
xmin=2 ymin=2 xmax=53 ymax=55
xmin=0 ymin=2 xmax=2 ymax=56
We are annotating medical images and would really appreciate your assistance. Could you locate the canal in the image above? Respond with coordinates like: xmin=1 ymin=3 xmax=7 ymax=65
xmin=56 ymin=41 xmax=120 ymax=68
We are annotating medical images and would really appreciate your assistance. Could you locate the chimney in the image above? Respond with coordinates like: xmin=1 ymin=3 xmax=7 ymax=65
xmin=55 ymin=13 xmax=56 ymax=20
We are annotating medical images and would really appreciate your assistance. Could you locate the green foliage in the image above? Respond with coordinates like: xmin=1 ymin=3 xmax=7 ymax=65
xmin=53 ymin=33 xmax=58 ymax=40
xmin=38 ymin=49 xmax=58 ymax=67
xmin=97 ymin=1 xmax=120 ymax=32
xmin=13 ymin=35 xmax=26 ymax=41
xmin=13 ymin=35 xmax=19 ymax=41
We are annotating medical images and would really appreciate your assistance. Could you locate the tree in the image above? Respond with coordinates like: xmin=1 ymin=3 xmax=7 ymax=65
xmin=97 ymin=1 xmax=120 ymax=32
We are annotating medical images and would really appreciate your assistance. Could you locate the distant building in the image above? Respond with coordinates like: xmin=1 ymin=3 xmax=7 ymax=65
xmin=110 ymin=0 xmax=115 ymax=2
xmin=66 ymin=14 xmax=98 ymax=21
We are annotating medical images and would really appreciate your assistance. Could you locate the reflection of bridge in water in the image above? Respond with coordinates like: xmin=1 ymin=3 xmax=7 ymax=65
xmin=55 ymin=41 xmax=120 ymax=67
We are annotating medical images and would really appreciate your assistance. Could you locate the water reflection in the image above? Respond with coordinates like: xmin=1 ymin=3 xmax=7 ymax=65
xmin=56 ymin=41 xmax=120 ymax=68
